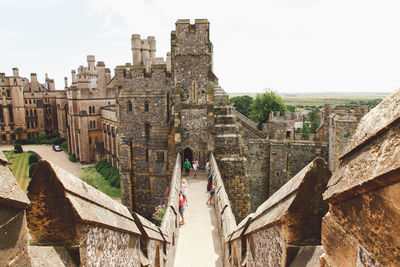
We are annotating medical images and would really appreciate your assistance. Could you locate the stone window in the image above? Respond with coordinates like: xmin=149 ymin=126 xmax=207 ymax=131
xmin=11 ymin=134 xmax=15 ymax=140
xmin=35 ymin=121 xmax=37 ymax=128
xmin=89 ymin=137 xmax=92 ymax=145
xmin=144 ymin=123 xmax=150 ymax=140
xmin=25 ymin=100 xmax=27 ymax=104
xmin=92 ymin=105 xmax=95 ymax=113
xmin=146 ymin=148 xmax=149 ymax=162
xmin=8 ymin=106 xmax=13 ymax=122
xmin=26 ymin=110 xmax=29 ymax=116
xmin=34 ymin=110 xmax=37 ymax=116
xmin=6 ymin=90 xmax=10 ymax=98
xmin=0 ymin=106 xmax=3 ymax=123
xmin=90 ymin=121 xmax=93 ymax=129
xmin=127 ymin=101 xmax=132 ymax=112
xmin=144 ymin=101 xmax=149 ymax=112
xmin=29 ymin=99 xmax=31 ymax=104
xmin=156 ymin=151 xmax=164 ymax=163
xmin=93 ymin=120 xmax=96 ymax=129
xmin=26 ymin=121 xmax=30 ymax=128
xmin=30 ymin=110 xmax=33 ymax=116
xmin=2 ymin=135 xmax=6 ymax=141
xmin=33 ymin=99 xmax=36 ymax=104
xmin=30 ymin=121 xmax=34 ymax=128
xmin=89 ymin=106 xmax=92 ymax=114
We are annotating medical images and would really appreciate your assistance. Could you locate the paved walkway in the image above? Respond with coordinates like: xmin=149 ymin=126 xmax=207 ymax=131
xmin=0 ymin=144 xmax=83 ymax=177
xmin=175 ymin=171 xmax=222 ymax=267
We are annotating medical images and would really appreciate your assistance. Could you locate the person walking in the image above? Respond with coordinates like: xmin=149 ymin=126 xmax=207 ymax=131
xmin=179 ymin=192 xmax=185 ymax=225
xmin=206 ymin=185 xmax=215 ymax=205
xmin=184 ymin=158 xmax=191 ymax=176
xmin=193 ymin=160 xmax=199 ymax=178
xmin=207 ymin=173 xmax=212 ymax=192
xmin=181 ymin=179 xmax=188 ymax=206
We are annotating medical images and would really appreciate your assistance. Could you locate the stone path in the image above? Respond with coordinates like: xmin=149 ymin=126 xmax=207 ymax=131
xmin=0 ymin=144 xmax=83 ymax=177
xmin=174 ymin=171 xmax=222 ymax=267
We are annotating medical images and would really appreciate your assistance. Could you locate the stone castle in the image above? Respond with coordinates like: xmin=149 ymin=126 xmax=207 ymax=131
xmin=2 ymin=19 xmax=396 ymax=266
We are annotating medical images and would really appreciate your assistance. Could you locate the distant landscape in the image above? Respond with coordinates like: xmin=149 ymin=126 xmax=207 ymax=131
xmin=228 ymin=91 xmax=390 ymax=109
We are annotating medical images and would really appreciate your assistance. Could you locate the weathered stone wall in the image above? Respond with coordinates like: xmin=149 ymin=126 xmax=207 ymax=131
xmin=247 ymin=139 xmax=270 ymax=211
xmin=321 ymin=89 xmax=400 ymax=266
xmin=245 ymin=139 xmax=328 ymax=211
xmin=79 ymin=225 xmax=140 ymax=266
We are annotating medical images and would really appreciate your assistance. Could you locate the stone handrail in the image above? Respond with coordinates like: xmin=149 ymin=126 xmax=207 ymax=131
xmin=231 ymin=108 xmax=266 ymax=138
xmin=209 ymin=153 xmax=237 ymax=266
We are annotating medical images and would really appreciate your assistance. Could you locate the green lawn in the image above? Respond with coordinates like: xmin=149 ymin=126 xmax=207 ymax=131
xmin=80 ymin=167 xmax=121 ymax=198
xmin=3 ymin=151 xmax=34 ymax=192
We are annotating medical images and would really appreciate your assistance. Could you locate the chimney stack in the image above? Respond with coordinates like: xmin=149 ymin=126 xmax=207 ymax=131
xmin=131 ymin=34 xmax=142 ymax=65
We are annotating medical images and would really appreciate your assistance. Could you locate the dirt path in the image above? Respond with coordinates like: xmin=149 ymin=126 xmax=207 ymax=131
xmin=174 ymin=171 xmax=223 ymax=267
xmin=0 ymin=144 xmax=83 ymax=177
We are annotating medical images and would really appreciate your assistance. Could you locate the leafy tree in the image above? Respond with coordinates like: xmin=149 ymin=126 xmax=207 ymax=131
xmin=29 ymin=163 xmax=37 ymax=177
xmin=250 ymin=90 xmax=286 ymax=130
xmin=14 ymin=144 xmax=23 ymax=153
xmin=286 ymin=105 xmax=296 ymax=112
xmin=28 ymin=154 xmax=39 ymax=165
xmin=308 ymin=108 xmax=321 ymax=134
xmin=229 ymin=95 xmax=253 ymax=118
xmin=301 ymin=115 xmax=311 ymax=140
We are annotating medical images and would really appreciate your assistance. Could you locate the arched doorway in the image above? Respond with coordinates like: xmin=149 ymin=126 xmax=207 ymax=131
xmin=183 ymin=147 xmax=193 ymax=168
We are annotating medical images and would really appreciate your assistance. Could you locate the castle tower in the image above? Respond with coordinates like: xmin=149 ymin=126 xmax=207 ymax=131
xmin=172 ymin=19 xmax=215 ymax=169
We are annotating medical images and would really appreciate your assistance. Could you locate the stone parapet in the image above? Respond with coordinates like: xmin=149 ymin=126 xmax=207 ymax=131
xmin=321 ymin=89 xmax=400 ymax=266
xmin=220 ymin=157 xmax=331 ymax=266
xmin=0 ymin=151 xmax=30 ymax=266
xmin=209 ymin=153 xmax=237 ymax=267
xmin=25 ymin=159 xmax=175 ymax=266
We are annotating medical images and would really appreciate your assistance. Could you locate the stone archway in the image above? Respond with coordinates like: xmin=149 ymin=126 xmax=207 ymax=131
xmin=183 ymin=147 xmax=193 ymax=168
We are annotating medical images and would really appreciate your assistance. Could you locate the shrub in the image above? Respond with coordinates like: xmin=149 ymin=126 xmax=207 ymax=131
xmin=69 ymin=153 xmax=77 ymax=162
xmin=14 ymin=144 xmax=23 ymax=153
xmin=61 ymin=141 xmax=68 ymax=153
xmin=29 ymin=163 xmax=37 ymax=177
xmin=28 ymin=154 xmax=39 ymax=165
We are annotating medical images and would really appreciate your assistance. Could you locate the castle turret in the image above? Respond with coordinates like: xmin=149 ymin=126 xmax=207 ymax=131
xmin=166 ymin=52 xmax=171 ymax=72
xmin=71 ymin=70 xmax=76 ymax=83
xmin=12 ymin=68 xmax=19 ymax=77
xmin=141 ymin=39 xmax=150 ymax=64
xmin=148 ymin=36 xmax=156 ymax=60
xmin=30 ymin=73 xmax=37 ymax=84
xmin=97 ymin=61 xmax=106 ymax=91
xmin=105 ymin=68 xmax=111 ymax=84
xmin=87 ymin=55 xmax=95 ymax=71
xmin=64 ymin=77 xmax=68 ymax=88
xmin=131 ymin=34 xmax=142 ymax=65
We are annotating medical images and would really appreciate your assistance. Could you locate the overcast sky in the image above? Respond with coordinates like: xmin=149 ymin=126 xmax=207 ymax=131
xmin=1 ymin=0 xmax=400 ymax=94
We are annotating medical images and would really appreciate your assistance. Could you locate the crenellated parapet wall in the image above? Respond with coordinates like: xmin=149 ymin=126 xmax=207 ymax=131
xmin=321 ymin=88 xmax=400 ymax=266
xmin=0 ymin=153 xmax=182 ymax=266
xmin=160 ymin=153 xmax=182 ymax=267
xmin=212 ymin=155 xmax=332 ymax=266
xmin=209 ymin=153 xmax=237 ymax=267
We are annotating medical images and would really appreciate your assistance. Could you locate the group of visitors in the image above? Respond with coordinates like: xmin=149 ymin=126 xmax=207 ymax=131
xmin=183 ymin=158 xmax=199 ymax=178
xmin=178 ymin=159 xmax=215 ymax=225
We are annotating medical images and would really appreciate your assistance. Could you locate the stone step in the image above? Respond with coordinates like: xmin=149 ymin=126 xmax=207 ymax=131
xmin=214 ymin=124 xmax=239 ymax=135
xmin=214 ymin=105 xmax=233 ymax=116
xmin=214 ymin=114 xmax=236 ymax=125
